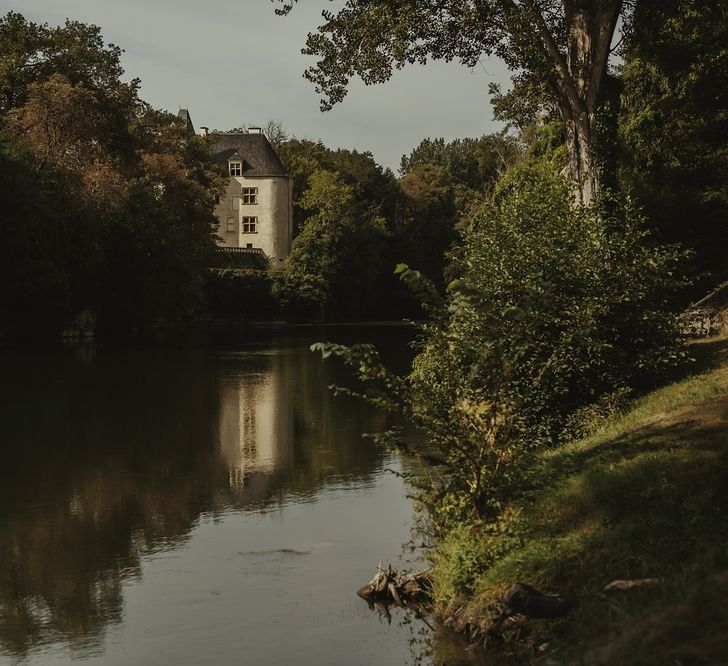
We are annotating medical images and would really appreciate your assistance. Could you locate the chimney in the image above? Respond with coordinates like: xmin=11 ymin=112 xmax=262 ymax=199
xmin=248 ymin=127 xmax=262 ymax=134
xmin=200 ymin=126 xmax=208 ymax=138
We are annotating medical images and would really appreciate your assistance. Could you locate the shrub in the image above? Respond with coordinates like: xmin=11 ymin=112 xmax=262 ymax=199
xmin=319 ymin=161 xmax=689 ymax=531
xmin=410 ymin=162 xmax=687 ymax=522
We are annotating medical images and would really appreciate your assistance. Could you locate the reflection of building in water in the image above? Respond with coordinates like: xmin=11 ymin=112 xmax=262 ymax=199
xmin=218 ymin=353 xmax=293 ymax=488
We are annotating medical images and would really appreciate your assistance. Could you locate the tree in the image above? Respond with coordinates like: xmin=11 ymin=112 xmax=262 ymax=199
xmin=400 ymin=132 xmax=523 ymax=191
xmin=263 ymin=120 xmax=290 ymax=148
xmin=618 ymin=0 xmax=728 ymax=287
xmin=0 ymin=12 xmax=221 ymax=338
xmin=0 ymin=132 xmax=93 ymax=337
xmin=277 ymin=0 xmax=626 ymax=204
xmin=273 ymin=169 xmax=389 ymax=319
xmin=276 ymin=138 xmax=399 ymax=235
xmin=0 ymin=11 xmax=139 ymax=163
xmin=396 ymin=164 xmax=463 ymax=285
xmin=96 ymin=107 xmax=221 ymax=332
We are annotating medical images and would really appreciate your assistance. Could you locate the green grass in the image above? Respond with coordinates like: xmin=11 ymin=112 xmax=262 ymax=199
xmin=432 ymin=336 xmax=728 ymax=664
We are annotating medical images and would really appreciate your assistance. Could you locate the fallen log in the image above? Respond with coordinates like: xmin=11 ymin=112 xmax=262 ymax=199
xmin=604 ymin=577 xmax=661 ymax=593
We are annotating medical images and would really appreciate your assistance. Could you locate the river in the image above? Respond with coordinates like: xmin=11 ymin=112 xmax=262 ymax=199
xmin=0 ymin=326 xmax=464 ymax=666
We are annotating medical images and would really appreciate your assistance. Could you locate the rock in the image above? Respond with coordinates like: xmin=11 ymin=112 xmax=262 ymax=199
xmin=503 ymin=583 xmax=572 ymax=619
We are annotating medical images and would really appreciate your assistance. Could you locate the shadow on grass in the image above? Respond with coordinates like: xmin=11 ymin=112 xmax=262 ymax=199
xmin=445 ymin=338 xmax=728 ymax=664
xmin=513 ymin=403 xmax=728 ymax=567
xmin=568 ymin=567 xmax=728 ymax=666
xmin=683 ymin=335 xmax=728 ymax=374
xmin=534 ymin=414 xmax=724 ymax=486
xmin=479 ymin=393 xmax=728 ymax=664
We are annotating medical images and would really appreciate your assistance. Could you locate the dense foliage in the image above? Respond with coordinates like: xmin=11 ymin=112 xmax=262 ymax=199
xmin=0 ymin=12 xmax=221 ymax=339
xmin=273 ymin=168 xmax=391 ymax=320
xmin=202 ymin=269 xmax=276 ymax=323
xmin=320 ymin=162 xmax=688 ymax=530
xmin=273 ymin=132 xmax=521 ymax=320
xmin=399 ymin=133 xmax=523 ymax=192
xmin=618 ymin=0 xmax=728 ymax=287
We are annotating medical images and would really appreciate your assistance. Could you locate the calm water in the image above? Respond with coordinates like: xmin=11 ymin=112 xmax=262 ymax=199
xmin=0 ymin=328 xmax=444 ymax=666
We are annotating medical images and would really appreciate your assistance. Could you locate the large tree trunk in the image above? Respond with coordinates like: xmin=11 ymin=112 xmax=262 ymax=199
xmin=561 ymin=102 xmax=597 ymax=205
xmin=524 ymin=0 xmax=621 ymax=204
xmin=561 ymin=0 xmax=621 ymax=204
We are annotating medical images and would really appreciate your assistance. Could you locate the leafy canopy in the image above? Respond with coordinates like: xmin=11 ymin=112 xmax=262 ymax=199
xmin=276 ymin=1 xmax=627 ymax=114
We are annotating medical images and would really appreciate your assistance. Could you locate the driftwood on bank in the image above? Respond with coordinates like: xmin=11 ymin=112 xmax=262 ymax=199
xmin=438 ymin=582 xmax=572 ymax=652
xmin=604 ymin=577 xmax=662 ymax=593
xmin=461 ymin=583 xmax=572 ymax=651
xmin=356 ymin=563 xmax=432 ymax=611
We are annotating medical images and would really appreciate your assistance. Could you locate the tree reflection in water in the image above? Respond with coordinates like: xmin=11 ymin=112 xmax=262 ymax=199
xmin=0 ymin=334 xmax=393 ymax=660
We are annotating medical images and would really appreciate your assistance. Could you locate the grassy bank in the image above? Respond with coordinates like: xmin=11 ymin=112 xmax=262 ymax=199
xmin=432 ymin=336 xmax=728 ymax=664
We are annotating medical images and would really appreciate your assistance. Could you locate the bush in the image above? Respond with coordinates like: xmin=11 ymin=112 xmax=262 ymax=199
xmin=407 ymin=162 xmax=688 ymax=524
xmin=320 ymin=161 xmax=689 ymax=531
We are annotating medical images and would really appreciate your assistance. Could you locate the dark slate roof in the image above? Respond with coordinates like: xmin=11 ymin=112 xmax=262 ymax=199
xmin=177 ymin=109 xmax=195 ymax=135
xmin=209 ymin=133 xmax=288 ymax=177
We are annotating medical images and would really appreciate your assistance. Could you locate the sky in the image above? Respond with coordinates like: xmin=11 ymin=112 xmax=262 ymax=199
xmin=15 ymin=0 xmax=513 ymax=172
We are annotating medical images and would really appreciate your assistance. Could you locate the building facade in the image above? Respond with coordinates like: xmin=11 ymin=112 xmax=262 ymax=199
xmin=178 ymin=110 xmax=293 ymax=264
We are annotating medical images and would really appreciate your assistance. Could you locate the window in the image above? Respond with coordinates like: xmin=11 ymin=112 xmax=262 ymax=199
xmin=232 ymin=196 xmax=240 ymax=210
xmin=242 ymin=187 xmax=258 ymax=205
xmin=226 ymin=217 xmax=236 ymax=233
xmin=214 ymin=194 xmax=221 ymax=205
xmin=229 ymin=162 xmax=242 ymax=177
xmin=242 ymin=216 xmax=258 ymax=233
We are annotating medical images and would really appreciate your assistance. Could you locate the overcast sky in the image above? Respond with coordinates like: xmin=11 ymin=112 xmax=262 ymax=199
xmin=16 ymin=0 xmax=512 ymax=172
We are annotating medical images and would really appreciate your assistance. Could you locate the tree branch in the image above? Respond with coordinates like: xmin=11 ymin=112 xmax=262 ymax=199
xmin=585 ymin=0 xmax=622 ymax=112
xmin=519 ymin=0 xmax=585 ymax=114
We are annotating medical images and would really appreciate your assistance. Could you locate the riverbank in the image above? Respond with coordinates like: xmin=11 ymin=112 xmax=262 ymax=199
xmin=431 ymin=335 xmax=728 ymax=664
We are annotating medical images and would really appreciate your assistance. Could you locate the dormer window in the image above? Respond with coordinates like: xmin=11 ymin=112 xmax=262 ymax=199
xmin=229 ymin=161 xmax=242 ymax=177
